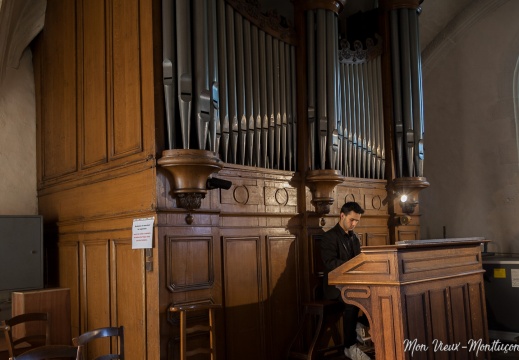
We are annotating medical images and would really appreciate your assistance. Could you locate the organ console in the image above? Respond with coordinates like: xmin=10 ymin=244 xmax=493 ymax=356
xmin=328 ymin=237 xmax=491 ymax=360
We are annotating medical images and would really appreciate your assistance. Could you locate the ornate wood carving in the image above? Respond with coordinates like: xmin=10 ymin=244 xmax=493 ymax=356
xmin=226 ymin=0 xmax=298 ymax=44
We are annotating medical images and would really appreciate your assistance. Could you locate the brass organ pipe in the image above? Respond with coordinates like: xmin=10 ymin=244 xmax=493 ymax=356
xmin=398 ymin=8 xmax=415 ymax=176
xmin=217 ymin=0 xmax=229 ymax=162
xmin=243 ymin=18 xmax=254 ymax=166
xmin=176 ymin=0 xmax=192 ymax=149
xmin=390 ymin=10 xmax=404 ymax=177
xmin=306 ymin=10 xmax=316 ymax=170
xmin=226 ymin=3 xmax=238 ymax=164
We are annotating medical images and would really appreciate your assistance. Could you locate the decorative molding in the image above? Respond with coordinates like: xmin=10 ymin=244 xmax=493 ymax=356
xmin=297 ymin=0 xmax=348 ymax=15
xmin=339 ymin=34 xmax=383 ymax=64
xmin=226 ymin=0 xmax=297 ymax=44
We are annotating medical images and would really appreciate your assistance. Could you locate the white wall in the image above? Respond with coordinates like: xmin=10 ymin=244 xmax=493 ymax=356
xmin=420 ymin=0 xmax=519 ymax=254
xmin=0 ymin=48 xmax=38 ymax=215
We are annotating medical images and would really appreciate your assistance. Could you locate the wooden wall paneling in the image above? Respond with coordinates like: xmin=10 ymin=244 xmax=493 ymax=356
xmin=398 ymin=229 xmax=419 ymax=242
xmin=40 ymin=0 xmax=77 ymax=181
xmin=38 ymin=169 xmax=156 ymax=223
xmin=80 ymin=0 xmax=108 ymax=168
xmin=266 ymin=235 xmax=300 ymax=359
xmin=159 ymin=217 xmax=223 ymax=359
xmin=166 ymin=236 xmax=214 ymax=293
xmin=222 ymin=235 xmax=265 ymax=360
xmin=110 ymin=0 xmax=144 ymax=159
xmin=111 ymin=238 xmax=147 ymax=360
xmin=58 ymin=242 xmax=80 ymax=338
xmin=428 ymin=288 xmax=449 ymax=354
xmin=81 ymin=240 xmax=110 ymax=333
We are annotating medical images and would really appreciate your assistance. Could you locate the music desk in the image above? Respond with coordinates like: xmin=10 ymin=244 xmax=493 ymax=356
xmin=328 ymin=238 xmax=490 ymax=360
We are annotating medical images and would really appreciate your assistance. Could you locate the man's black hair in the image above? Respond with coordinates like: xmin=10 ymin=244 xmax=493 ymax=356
xmin=340 ymin=201 xmax=365 ymax=215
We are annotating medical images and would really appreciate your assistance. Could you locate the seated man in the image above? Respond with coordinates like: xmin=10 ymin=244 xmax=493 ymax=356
xmin=320 ymin=201 xmax=371 ymax=360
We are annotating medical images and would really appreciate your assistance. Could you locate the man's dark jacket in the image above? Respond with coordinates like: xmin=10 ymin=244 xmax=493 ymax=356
xmin=320 ymin=223 xmax=361 ymax=300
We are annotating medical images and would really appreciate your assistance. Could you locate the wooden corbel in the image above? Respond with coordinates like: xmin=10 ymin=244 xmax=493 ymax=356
xmin=158 ymin=149 xmax=224 ymax=224
xmin=306 ymin=169 xmax=345 ymax=226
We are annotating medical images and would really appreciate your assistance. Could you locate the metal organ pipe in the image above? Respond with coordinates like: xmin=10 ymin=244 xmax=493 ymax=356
xmin=325 ymin=11 xmax=338 ymax=171
xmin=216 ymin=0 xmax=229 ymax=162
xmin=409 ymin=8 xmax=424 ymax=177
xmin=316 ymin=9 xmax=327 ymax=170
xmin=390 ymin=10 xmax=404 ymax=178
xmin=225 ymin=3 xmax=238 ymax=164
xmin=162 ymin=0 xmax=176 ymax=150
xmin=398 ymin=8 xmax=415 ymax=177
xmin=306 ymin=10 xmax=316 ymax=170
xmin=175 ymin=0 xmax=192 ymax=149
xmin=164 ymin=0 xmax=297 ymax=171
xmin=193 ymin=0 xmax=210 ymax=150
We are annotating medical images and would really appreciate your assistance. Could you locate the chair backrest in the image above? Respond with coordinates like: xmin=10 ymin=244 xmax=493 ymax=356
xmin=9 ymin=344 xmax=79 ymax=360
xmin=1 ymin=312 xmax=50 ymax=357
xmin=168 ymin=303 xmax=221 ymax=360
xmin=73 ymin=326 xmax=124 ymax=360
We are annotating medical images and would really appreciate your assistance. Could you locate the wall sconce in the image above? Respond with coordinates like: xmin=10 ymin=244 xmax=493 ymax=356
xmin=306 ymin=169 xmax=345 ymax=226
xmin=158 ymin=149 xmax=229 ymax=224
xmin=391 ymin=177 xmax=430 ymax=216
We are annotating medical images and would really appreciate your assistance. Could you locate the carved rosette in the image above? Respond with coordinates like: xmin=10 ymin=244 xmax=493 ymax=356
xmin=158 ymin=149 xmax=224 ymax=213
xmin=306 ymin=169 xmax=345 ymax=217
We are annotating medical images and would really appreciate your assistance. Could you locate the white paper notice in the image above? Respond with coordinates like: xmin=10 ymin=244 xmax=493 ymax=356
xmin=132 ymin=217 xmax=154 ymax=249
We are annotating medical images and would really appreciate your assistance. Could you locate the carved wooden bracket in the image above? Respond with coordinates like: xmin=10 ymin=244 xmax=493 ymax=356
xmin=158 ymin=149 xmax=223 ymax=224
xmin=391 ymin=176 xmax=430 ymax=215
xmin=306 ymin=169 xmax=345 ymax=223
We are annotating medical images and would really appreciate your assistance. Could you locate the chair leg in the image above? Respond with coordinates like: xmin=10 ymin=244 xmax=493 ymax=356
xmin=179 ymin=311 xmax=187 ymax=360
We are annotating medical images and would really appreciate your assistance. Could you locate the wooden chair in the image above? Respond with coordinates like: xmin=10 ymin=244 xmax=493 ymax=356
xmin=8 ymin=344 xmax=79 ymax=360
xmin=72 ymin=326 xmax=124 ymax=360
xmin=168 ymin=303 xmax=221 ymax=360
xmin=1 ymin=312 xmax=50 ymax=358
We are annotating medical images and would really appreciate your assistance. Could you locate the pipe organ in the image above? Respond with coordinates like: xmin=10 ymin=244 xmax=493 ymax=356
xmin=389 ymin=7 xmax=425 ymax=178
xmin=163 ymin=0 xmax=298 ymax=171
xmin=33 ymin=0 xmax=434 ymax=359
